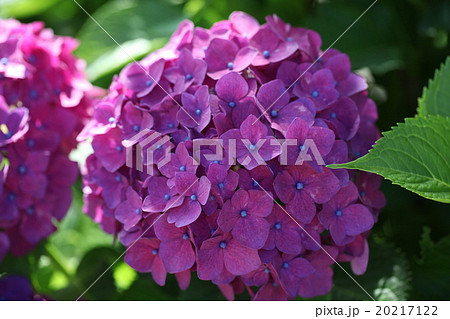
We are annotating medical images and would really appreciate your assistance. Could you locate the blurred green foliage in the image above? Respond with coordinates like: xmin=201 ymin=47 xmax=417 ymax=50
xmin=0 ymin=0 xmax=449 ymax=300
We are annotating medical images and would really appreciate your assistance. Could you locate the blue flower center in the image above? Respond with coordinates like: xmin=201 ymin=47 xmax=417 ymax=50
xmin=218 ymin=182 xmax=224 ymax=189
xmin=299 ymin=144 xmax=305 ymax=151
xmin=26 ymin=207 xmax=35 ymax=215
xmin=146 ymin=80 xmax=152 ymax=87
xmin=195 ymin=109 xmax=202 ymax=116
xmin=152 ymin=249 xmax=158 ymax=255
xmin=227 ymin=62 xmax=234 ymax=70
xmin=335 ymin=209 xmax=343 ymax=217
xmin=330 ymin=112 xmax=337 ymax=119
xmin=116 ymin=145 xmax=123 ymax=152
xmin=228 ymin=101 xmax=236 ymax=108
xmin=27 ymin=139 xmax=35 ymax=148
xmin=29 ymin=55 xmax=37 ymax=63
xmin=108 ymin=117 xmax=115 ymax=124
xmin=209 ymin=195 xmax=215 ymax=201
xmin=296 ymin=182 xmax=304 ymax=190
xmin=275 ymin=222 xmax=281 ymax=230
xmin=179 ymin=165 xmax=186 ymax=171
xmin=18 ymin=165 xmax=27 ymax=175
xmin=0 ymin=57 xmax=8 ymax=65
xmin=182 ymin=233 xmax=189 ymax=240
xmin=213 ymin=160 xmax=220 ymax=164
xmin=282 ymin=262 xmax=289 ymax=269
xmin=4 ymin=131 xmax=12 ymax=138
xmin=30 ymin=90 xmax=38 ymax=98
xmin=168 ymin=123 xmax=174 ymax=128
xmin=115 ymin=175 xmax=122 ymax=182
xmin=164 ymin=194 xmax=171 ymax=201
xmin=311 ymin=90 xmax=319 ymax=97
xmin=252 ymin=180 xmax=259 ymax=187
xmin=190 ymin=194 xmax=197 ymax=201
xmin=264 ymin=267 xmax=271 ymax=273
xmin=263 ymin=50 xmax=270 ymax=58
xmin=249 ymin=144 xmax=256 ymax=151
xmin=8 ymin=193 xmax=16 ymax=202
xmin=219 ymin=241 xmax=227 ymax=249
xmin=133 ymin=125 xmax=140 ymax=132
xmin=240 ymin=210 xmax=248 ymax=217
xmin=270 ymin=110 xmax=278 ymax=117
xmin=360 ymin=191 xmax=366 ymax=197
xmin=287 ymin=37 xmax=294 ymax=42
xmin=186 ymin=73 xmax=193 ymax=80
xmin=135 ymin=208 xmax=142 ymax=214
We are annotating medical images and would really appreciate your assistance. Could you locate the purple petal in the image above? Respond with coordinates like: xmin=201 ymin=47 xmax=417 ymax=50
xmin=232 ymin=215 xmax=270 ymax=249
xmin=223 ymin=239 xmax=261 ymax=275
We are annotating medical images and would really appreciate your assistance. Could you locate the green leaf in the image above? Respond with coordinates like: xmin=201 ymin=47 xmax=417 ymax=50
xmin=75 ymin=247 xmax=121 ymax=300
xmin=75 ymin=0 xmax=184 ymax=81
xmin=329 ymin=116 xmax=450 ymax=203
xmin=331 ymin=238 xmax=411 ymax=301
xmin=418 ymin=56 xmax=450 ymax=117
xmin=412 ymin=228 xmax=450 ymax=300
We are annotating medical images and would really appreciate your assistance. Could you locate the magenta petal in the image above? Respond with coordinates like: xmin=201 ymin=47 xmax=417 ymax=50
xmin=218 ymin=200 xmax=240 ymax=231
xmin=351 ymin=239 xmax=369 ymax=275
xmin=287 ymin=191 xmax=316 ymax=223
xmin=151 ymin=255 xmax=167 ymax=286
xmin=232 ymin=215 xmax=269 ymax=249
xmin=273 ymin=170 xmax=295 ymax=203
xmin=342 ymin=204 xmax=374 ymax=236
xmin=330 ymin=221 xmax=346 ymax=244
xmin=247 ymin=190 xmax=273 ymax=217
xmin=223 ymin=239 xmax=261 ymax=275
xmin=276 ymin=228 xmax=302 ymax=255
xmin=256 ymin=79 xmax=289 ymax=111
xmin=233 ymin=46 xmax=258 ymax=72
xmin=20 ymin=173 xmax=47 ymax=199
xmin=115 ymin=199 xmax=141 ymax=231
xmin=304 ymin=168 xmax=340 ymax=204
xmin=215 ymin=72 xmax=249 ymax=102
xmin=197 ymin=238 xmax=224 ymax=280
xmin=175 ymin=270 xmax=191 ymax=290
xmin=124 ymin=238 xmax=158 ymax=272
xmin=167 ymin=199 xmax=201 ymax=227
xmin=159 ymin=239 xmax=195 ymax=273
xmin=197 ymin=176 xmax=211 ymax=205
xmin=290 ymin=257 xmax=315 ymax=277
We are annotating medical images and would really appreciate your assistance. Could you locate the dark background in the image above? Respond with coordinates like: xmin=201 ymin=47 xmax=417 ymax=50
xmin=1 ymin=0 xmax=449 ymax=300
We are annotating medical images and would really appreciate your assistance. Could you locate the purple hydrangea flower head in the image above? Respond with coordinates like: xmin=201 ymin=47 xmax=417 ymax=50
xmin=0 ymin=19 xmax=93 ymax=260
xmin=81 ymin=12 xmax=384 ymax=300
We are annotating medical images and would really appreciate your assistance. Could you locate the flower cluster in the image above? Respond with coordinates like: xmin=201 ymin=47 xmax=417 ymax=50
xmin=81 ymin=12 xmax=385 ymax=300
xmin=0 ymin=19 xmax=93 ymax=263
xmin=0 ymin=275 xmax=45 ymax=301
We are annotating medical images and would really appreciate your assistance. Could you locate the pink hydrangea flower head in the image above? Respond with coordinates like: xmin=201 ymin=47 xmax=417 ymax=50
xmin=80 ymin=12 xmax=384 ymax=300
xmin=0 ymin=19 xmax=94 ymax=260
